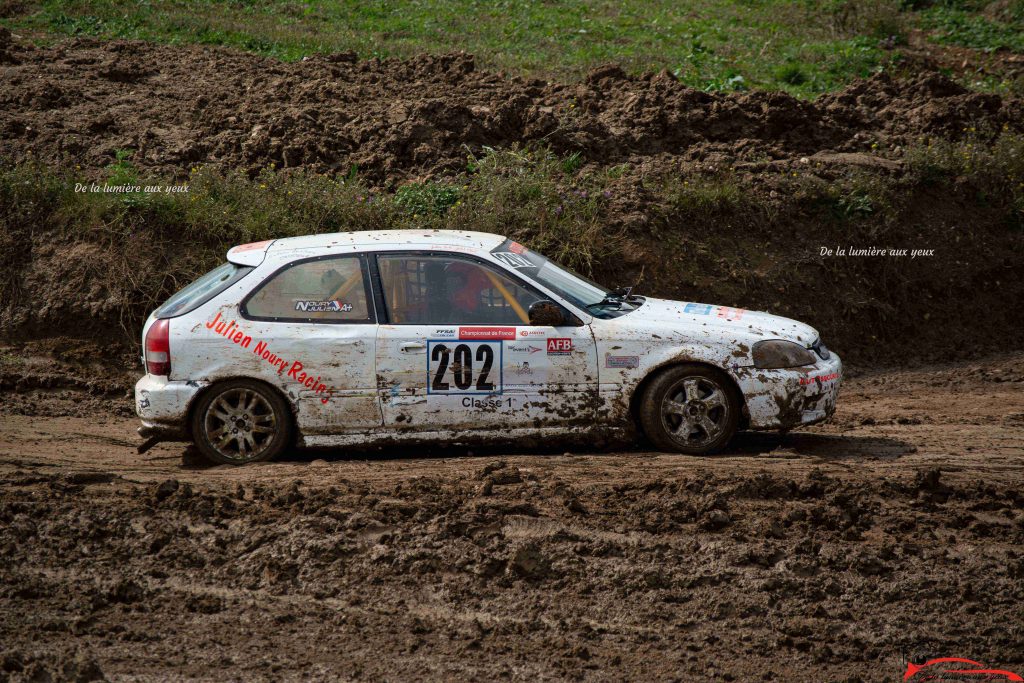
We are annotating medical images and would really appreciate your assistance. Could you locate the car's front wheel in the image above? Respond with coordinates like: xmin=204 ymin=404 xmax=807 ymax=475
xmin=638 ymin=364 xmax=741 ymax=455
xmin=190 ymin=379 xmax=292 ymax=465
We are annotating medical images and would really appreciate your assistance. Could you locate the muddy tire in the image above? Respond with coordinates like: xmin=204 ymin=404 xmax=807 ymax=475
xmin=638 ymin=364 xmax=741 ymax=455
xmin=190 ymin=379 xmax=292 ymax=465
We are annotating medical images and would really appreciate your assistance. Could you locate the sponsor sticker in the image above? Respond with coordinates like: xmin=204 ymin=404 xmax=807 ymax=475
xmin=716 ymin=306 xmax=745 ymax=321
xmin=512 ymin=361 xmax=534 ymax=376
xmin=493 ymin=252 xmax=533 ymax=269
xmin=433 ymin=328 xmax=457 ymax=339
xmin=519 ymin=329 xmax=546 ymax=338
xmin=800 ymin=371 xmax=839 ymax=386
xmin=459 ymin=326 xmax=517 ymax=340
xmin=683 ymin=302 xmax=746 ymax=321
xmin=684 ymin=303 xmax=713 ymax=315
xmin=204 ymin=311 xmax=338 ymax=403
xmin=605 ymin=353 xmax=639 ymax=369
xmin=547 ymin=338 xmax=573 ymax=356
xmin=508 ymin=343 xmax=543 ymax=354
xmin=508 ymin=242 xmax=526 ymax=254
xmin=294 ymin=300 xmax=353 ymax=313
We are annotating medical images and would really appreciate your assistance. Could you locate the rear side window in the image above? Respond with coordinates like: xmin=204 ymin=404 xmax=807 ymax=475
xmin=242 ymin=255 xmax=373 ymax=323
xmin=155 ymin=262 xmax=253 ymax=319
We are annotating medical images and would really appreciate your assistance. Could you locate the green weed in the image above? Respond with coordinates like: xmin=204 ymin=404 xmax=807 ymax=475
xmin=905 ymin=130 xmax=1024 ymax=226
xmin=664 ymin=174 xmax=759 ymax=218
xmin=921 ymin=5 xmax=1024 ymax=52
xmin=0 ymin=148 xmax=623 ymax=329
xmin=393 ymin=183 xmax=461 ymax=217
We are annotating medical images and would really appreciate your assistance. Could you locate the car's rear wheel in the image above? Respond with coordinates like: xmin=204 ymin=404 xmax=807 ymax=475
xmin=191 ymin=379 xmax=292 ymax=465
xmin=638 ymin=364 xmax=740 ymax=455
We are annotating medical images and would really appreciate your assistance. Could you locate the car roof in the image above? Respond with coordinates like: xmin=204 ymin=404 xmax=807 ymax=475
xmin=263 ymin=229 xmax=507 ymax=254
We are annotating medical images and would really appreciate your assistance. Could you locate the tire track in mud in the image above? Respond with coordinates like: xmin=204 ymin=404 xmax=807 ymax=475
xmin=1 ymin=356 xmax=1022 ymax=681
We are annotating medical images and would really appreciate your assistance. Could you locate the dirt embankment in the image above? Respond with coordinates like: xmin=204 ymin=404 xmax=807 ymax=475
xmin=0 ymin=34 xmax=1021 ymax=181
xmin=1 ymin=356 xmax=1023 ymax=681
xmin=0 ymin=33 xmax=1022 ymax=370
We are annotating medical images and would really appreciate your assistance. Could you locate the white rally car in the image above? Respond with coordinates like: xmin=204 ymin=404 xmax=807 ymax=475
xmin=135 ymin=230 xmax=841 ymax=465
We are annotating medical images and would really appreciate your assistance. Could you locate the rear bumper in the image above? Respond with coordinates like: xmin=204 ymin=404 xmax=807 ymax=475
xmin=135 ymin=374 xmax=206 ymax=436
xmin=731 ymin=353 xmax=842 ymax=430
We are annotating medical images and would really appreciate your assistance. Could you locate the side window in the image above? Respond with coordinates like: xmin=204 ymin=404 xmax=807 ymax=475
xmin=377 ymin=255 xmax=541 ymax=325
xmin=243 ymin=256 xmax=372 ymax=322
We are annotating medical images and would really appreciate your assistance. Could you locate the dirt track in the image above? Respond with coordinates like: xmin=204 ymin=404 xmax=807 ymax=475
xmin=1 ymin=356 xmax=1022 ymax=681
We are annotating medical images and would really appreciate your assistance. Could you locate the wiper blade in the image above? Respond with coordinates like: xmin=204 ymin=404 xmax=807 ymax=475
xmin=587 ymin=298 xmax=624 ymax=310
xmin=586 ymin=286 xmax=640 ymax=309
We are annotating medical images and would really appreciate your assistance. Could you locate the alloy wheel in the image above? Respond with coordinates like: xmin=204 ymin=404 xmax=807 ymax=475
xmin=202 ymin=387 xmax=277 ymax=462
xmin=660 ymin=376 xmax=730 ymax=448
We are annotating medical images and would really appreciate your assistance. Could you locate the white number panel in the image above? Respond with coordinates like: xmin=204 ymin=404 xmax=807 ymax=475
xmin=426 ymin=341 xmax=503 ymax=395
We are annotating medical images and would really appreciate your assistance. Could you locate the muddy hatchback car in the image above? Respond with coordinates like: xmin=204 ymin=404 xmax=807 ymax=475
xmin=135 ymin=230 xmax=842 ymax=464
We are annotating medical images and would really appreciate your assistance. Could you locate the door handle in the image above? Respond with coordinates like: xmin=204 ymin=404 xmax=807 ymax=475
xmin=401 ymin=342 xmax=426 ymax=352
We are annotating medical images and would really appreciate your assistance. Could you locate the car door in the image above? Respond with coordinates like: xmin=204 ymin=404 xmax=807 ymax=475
xmin=239 ymin=253 xmax=381 ymax=434
xmin=373 ymin=251 xmax=598 ymax=433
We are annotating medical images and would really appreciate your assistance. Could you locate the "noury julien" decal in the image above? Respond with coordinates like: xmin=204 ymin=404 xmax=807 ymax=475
xmin=294 ymin=300 xmax=353 ymax=313
xmin=206 ymin=311 xmax=337 ymax=403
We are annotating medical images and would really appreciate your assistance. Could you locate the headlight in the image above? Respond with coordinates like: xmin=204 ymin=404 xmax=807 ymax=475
xmin=752 ymin=340 xmax=817 ymax=369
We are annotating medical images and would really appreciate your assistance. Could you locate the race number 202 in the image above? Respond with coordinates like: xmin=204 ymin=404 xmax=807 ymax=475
xmin=427 ymin=341 xmax=503 ymax=395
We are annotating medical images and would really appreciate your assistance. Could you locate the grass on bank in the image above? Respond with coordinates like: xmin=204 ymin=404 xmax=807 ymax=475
xmin=0 ymin=147 xmax=621 ymax=333
xmin=920 ymin=2 xmax=1024 ymax=53
xmin=2 ymin=0 xmax=1021 ymax=97
xmin=2 ymin=135 xmax=1022 ymax=341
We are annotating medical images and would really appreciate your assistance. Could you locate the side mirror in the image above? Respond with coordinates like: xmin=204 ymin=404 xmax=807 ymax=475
xmin=528 ymin=300 xmax=566 ymax=326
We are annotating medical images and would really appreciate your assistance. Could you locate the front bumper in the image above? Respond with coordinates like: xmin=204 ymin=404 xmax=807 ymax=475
xmin=134 ymin=374 xmax=206 ymax=435
xmin=731 ymin=353 xmax=842 ymax=430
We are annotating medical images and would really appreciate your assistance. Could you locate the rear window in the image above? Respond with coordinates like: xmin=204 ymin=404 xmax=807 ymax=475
xmin=155 ymin=262 xmax=253 ymax=319
xmin=241 ymin=255 xmax=373 ymax=323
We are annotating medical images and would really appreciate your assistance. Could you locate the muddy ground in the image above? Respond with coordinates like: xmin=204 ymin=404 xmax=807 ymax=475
xmin=1 ymin=354 xmax=1022 ymax=681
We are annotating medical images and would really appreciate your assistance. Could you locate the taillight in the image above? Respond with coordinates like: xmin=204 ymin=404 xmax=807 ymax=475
xmin=145 ymin=319 xmax=171 ymax=376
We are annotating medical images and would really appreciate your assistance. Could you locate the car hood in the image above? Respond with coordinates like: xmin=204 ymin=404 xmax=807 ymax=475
xmin=624 ymin=297 xmax=820 ymax=345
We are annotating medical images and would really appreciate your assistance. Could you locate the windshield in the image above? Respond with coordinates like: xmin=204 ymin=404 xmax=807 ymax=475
xmin=155 ymin=262 xmax=253 ymax=319
xmin=490 ymin=240 xmax=642 ymax=319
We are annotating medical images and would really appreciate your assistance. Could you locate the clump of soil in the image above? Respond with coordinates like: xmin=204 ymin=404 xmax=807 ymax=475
xmin=0 ymin=648 xmax=105 ymax=683
xmin=0 ymin=37 xmax=1019 ymax=181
